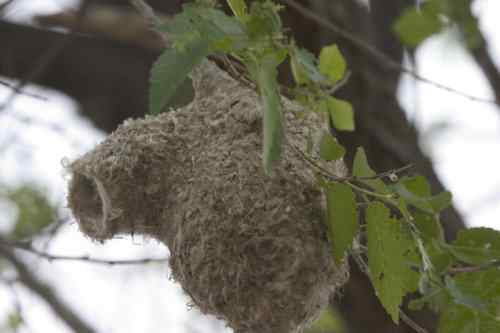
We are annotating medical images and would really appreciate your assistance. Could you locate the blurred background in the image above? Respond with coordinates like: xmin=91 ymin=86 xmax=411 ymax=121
xmin=0 ymin=0 xmax=499 ymax=332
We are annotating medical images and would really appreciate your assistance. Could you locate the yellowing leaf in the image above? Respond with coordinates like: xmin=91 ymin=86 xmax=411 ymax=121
xmin=353 ymin=148 xmax=390 ymax=194
xmin=326 ymin=97 xmax=354 ymax=131
xmin=227 ymin=0 xmax=247 ymax=19
xmin=393 ymin=6 xmax=443 ymax=47
xmin=319 ymin=44 xmax=347 ymax=83
xmin=319 ymin=131 xmax=345 ymax=161
xmin=8 ymin=185 xmax=55 ymax=239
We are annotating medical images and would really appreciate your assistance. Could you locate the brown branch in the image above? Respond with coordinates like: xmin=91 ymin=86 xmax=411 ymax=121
xmin=0 ymin=0 xmax=15 ymax=13
xmin=0 ymin=79 xmax=47 ymax=100
xmin=0 ymin=239 xmax=97 ymax=333
xmin=279 ymin=0 xmax=497 ymax=106
xmin=35 ymin=4 xmax=167 ymax=51
xmin=0 ymin=1 xmax=92 ymax=112
xmin=129 ymin=0 xmax=162 ymax=27
xmin=471 ymin=37 xmax=500 ymax=105
xmin=449 ymin=2 xmax=500 ymax=105
xmin=448 ymin=260 xmax=500 ymax=275
xmin=0 ymin=19 xmax=159 ymax=132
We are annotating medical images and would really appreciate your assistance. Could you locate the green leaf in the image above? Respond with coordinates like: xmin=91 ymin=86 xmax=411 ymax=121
xmin=290 ymin=47 xmax=327 ymax=84
xmin=366 ymin=201 xmax=419 ymax=323
xmin=290 ymin=55 xmax=307 ymax=85
xmin=446 ymin=227 xmax=500 ymax=265
xmin=227 ymin=0 xmax=247 ymax=19
xmin=408 ymin=287 xmax=447 ymax=312
xmin=413 ymin=211 xmax=444 ymax=241
xmin=160 ymin=5 xmax=221 ymax=49
xmin=392 ymin=175 xmax=452 ymax=213
xmin=439 ymin=304 xmax=500 ymax=333
xmin=325 ymin=182 xmax=358 ymax=262
xmin=393 ymin=5 xmax=443 ymax=47
xmin=392 ymin=181 xmax=433 ymax=213
xmin=325 ymin=97 xmax=354 ymax=131
xmin=149 ymin=41 xmax=210 ymax=114
xmin=319 ymin=131 xmax=346 ymax=161
xmin=449 ymin=269 xmax=500 ymax=312
xmin=196 ymin=8 xmax=247 ymax=41
xmin=305 ymin=308 xmax=346 ymax=333
xmin=248 ymin=52 xmax=286 ymax=174
xmin=151 ymin=5 xmax=245 ymax=114
xmin=402 ymin=175 xmax=431 ymax=197
xmin=6 ymin=312 xmax=22 ymax=330
xmin=8 ymin=185 xmax=54 ymax=239
xmin=439 ymin=269 xmax=500 ymax=333
xmin=429 ymin=190 xmax=453 ymax=212
xmin=427 ymin=240 xmax=454 ymax=275
xmin=246 ymin=1 xmax=283 ymax=39
xmin=442 ymin=0 xmax=482 ymax=49
xmin=446 ymin=276 xmax=488 ymax=311
xmin=352 ymin=148 xmax=390 ymax=194
xmin=319 ymin=44 xmax=347 ymax=84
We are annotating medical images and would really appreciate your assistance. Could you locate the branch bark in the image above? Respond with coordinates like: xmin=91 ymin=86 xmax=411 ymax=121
xmin=0 ymin=19 xmax=158 ymax=132
xmin=471 ymin=36 xmax=500 ymax=105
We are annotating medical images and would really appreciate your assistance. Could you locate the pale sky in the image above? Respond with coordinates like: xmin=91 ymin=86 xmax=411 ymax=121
xmin=1 ymin=0 xmax=500 ymax=332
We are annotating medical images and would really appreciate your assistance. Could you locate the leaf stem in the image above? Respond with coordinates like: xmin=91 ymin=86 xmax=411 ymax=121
xmin=346 ymin=181 xmax=394 ymax=200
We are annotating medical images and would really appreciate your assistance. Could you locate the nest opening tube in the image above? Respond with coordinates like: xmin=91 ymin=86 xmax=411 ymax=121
xmin=68 ymin=173 xmax=117 ymax=240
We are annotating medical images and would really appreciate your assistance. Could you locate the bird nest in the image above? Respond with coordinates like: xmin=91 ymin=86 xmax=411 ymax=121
xmin=68 ymin=60 xmax=349 ymax=333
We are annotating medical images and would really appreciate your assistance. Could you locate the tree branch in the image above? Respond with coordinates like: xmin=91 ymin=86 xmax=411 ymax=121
xmin=0 ymin=238 xmax=97 ymax=333
xmin=0 ymin=1 xmax=93 ymax=112
xmin=4 ymin=237 xmax=167 ymax=266
xmin=471 ymin=37 xmax=500 ymax=105
xmin=279 ymin=0 xmax=497 ymax=106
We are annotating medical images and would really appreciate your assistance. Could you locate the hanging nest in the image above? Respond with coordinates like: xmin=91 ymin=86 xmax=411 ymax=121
xmin=68 ymin=60 xmax=349 ymax=333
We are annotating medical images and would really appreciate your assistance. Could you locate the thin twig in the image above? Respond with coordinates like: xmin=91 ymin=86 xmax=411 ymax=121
xmin=327 ymin=70 xmax=351 ymax=94
xmin=0 ymin=242 xmax=97 ymax=333
xmin=0 ymin=80 xmax=48 ymax=101
xmin=3 ymin=238 xmax=167 ymax=266
xmin=448 ymin=260 xmax=500 ymax=275
xmin=280 ymin=0 xmax=497 ymax=106
xmin=399 ymin=310 xmax=429 ymax=333
xmin=289 ymin=141 xmax=412 ymax=183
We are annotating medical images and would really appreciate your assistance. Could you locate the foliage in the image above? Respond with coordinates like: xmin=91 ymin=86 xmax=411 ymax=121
xmin=148 ymin=1 xmax=500 ymax=331
xmin=366 ymin=202 xmax=419 ymax=323
xmin=325 ymin=181 xmax=358 ymax=263
xmin=3 ymin=184 xmax=54 ymax=240
xmin=0 ymin=312 xmax=23 ymax=333
xmin=394 ymin=0 xmax=481 ymax=49
xmin=304 ymin=308 xmax=346 ymax=333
